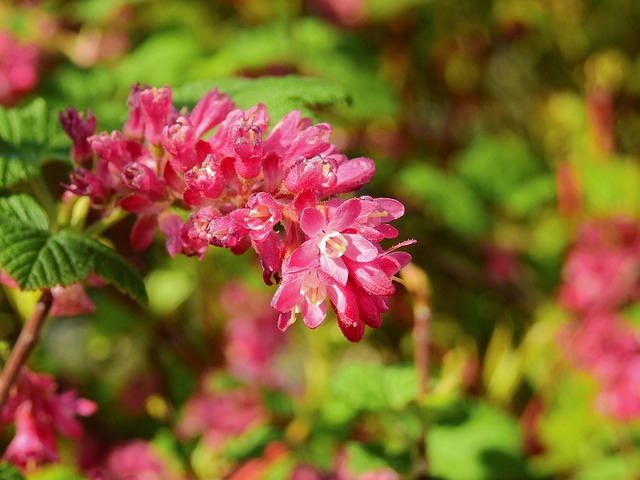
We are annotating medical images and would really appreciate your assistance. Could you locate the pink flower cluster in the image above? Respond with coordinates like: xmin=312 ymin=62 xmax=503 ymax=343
xmin=0 ymin=367 xmax=96 ymax=469
xmin=62 ymin=84 xmax=413 ymax=341
xmin=558 ymin=218 xmax=640 ymax=420
xmin=0 ymin=30 xmax=40 ymax=106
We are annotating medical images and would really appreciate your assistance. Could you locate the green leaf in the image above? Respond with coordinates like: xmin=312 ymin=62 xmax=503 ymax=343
xmin=454 ymin=134 xmax=543 ymax=204
xmin=0 ymin=192 xmax=49 ymax=230
xmin=395 ymin=162 xmax=490 ymax=237
xmin=0 ymin=98 xmax=70 ymax=188
xmin=330 ymin=362 xmax=388 ymax=412
xmin=330 ymin=362 xmax=417 ymax=412
xmin=59 ymin=230 xmax=148 ymax=305
xmin=0 ymin=210 xmax=147 ymax=304
xmin=26 ymin=465 xmax=84 ymax=480
xmin=173 ymin=75 xmax=349 ymax=125
xmin=428 ymin=401 xmax=528 ymax=480
xmin=0 ymin=462 xmax=25 ymax=480
xmin=115 ymin=31 xmax=202 ymax=87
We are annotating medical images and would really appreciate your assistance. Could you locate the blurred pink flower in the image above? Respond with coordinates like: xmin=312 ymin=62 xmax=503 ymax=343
xmin=221 ymin=282 xmax=287 ymax=388
xmin=89 ymin=440 xmax=183 ymax=480
xmin=0 ymin=30 xmax=39 ymax=106
xmin=1 ymin=367 xmax=97 ymax=469
xmin=559 ymin=218 xmax=640 ymax=314
xmin=176 ymin=373 xmax=265 ymax=449
xmin=561 ymin=312 xmax=640 ymax=421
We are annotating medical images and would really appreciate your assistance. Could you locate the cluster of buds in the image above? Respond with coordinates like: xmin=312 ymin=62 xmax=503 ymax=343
xmin=61 ymin=84 xmax=413 ymax=341
xmin=558 ymin=218 xmax=640 ymax=420
xmin=0 ymin=367 xmax=96 ymax=468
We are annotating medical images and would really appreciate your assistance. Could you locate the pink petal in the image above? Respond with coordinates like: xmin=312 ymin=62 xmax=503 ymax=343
xmin=302 ymin=300 xmax=327 ymax=329
xmin=131 ymin=214 xmax=158 ymax=251
xmin=300 ymin=207 xmax=326 ymax=237
xmin=321 ymin=255 xmax=348 ymax=285
xmin=343 ymin=234 xmax=379 ymax=262
xmin=289 ymin=241 xmax=319 ymax=270
xmin=328 ymin=198 xmax=361 ymax=231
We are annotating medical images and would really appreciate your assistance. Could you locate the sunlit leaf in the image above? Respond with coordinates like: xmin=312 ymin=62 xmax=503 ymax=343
xmin=395 ymin=162 xmax=490 ymax=237
xmin=173 ymin=75 xmax=349 ymax=124
xmin=0 ymin=198 xmax=147 ymax=304
xmin=428 ymin=401 xmax=528 ymax=480
xmin=0 ymin=98 xmax=70 ymax=188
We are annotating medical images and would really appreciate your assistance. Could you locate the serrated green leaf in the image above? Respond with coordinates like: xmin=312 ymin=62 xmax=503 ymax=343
xmin=0 ymin=192 xmax=49 ymax=230
xmin=57 ymin=229 xmax=148 ymax=305
xmin=0 ymin=223 xmax=147 ymax=304
xmin=0 ymin=98 xmax=70 ymax=188
xmin=173 ymin=76 xmax=349 ymax=125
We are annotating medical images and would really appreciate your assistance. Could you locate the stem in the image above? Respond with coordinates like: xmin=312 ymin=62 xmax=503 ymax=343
xmin=399 ymin=263 xmax=431 ymax=476
xmin=0 ymin=290 xmax=53 ymax=410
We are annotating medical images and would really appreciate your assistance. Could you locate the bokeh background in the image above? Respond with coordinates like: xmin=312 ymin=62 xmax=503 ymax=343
xmin=2 ymin=0 xmax=640 ymax=478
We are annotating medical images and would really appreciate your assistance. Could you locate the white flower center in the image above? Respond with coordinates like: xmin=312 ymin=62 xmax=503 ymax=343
xmin=318 ymin=231 xmax=348 ymax=258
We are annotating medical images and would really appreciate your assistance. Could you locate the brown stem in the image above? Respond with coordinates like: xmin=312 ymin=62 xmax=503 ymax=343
xmin=0 ymin=290 xmax=53 ymax=410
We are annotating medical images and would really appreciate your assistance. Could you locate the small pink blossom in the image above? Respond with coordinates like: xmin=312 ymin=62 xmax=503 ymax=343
xmin=0 ymin=30 xmax=40 ymax=106
xmin=1 ymin=368 xmax=97 ymax=469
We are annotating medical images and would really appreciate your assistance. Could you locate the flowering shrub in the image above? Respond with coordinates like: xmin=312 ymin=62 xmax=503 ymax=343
xmin=2 ymin=0 xmax=640 ymax=478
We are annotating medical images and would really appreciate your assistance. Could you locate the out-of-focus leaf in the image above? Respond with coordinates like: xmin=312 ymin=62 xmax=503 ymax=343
xmin=224 ymin=426 xmax=281 ymax=461
xmin=345 ymin=442 xmax=395 ymax=474
xmin=330 ymin=362 xmax=387 ymax=412
xmin=503 ymin=176 xmax=556 ymax=217
xmin=367 ymin=0 xmax=433 ymax=20
xmin=578 ymin=156 xmax=640 ymax=216
xmin=575 ymin=455 xmax=638 ymax=480
xmin=383 ymin=364 xmax=418 ymax=410
xmin=115 ymin=31 xmax=202 ymax=87
xmin=0 ymin=98 xmax=69 ymax=188
xmin=192 ymin=22 xmax=292 ymax=78
xmin=537 ymin=373 xmax=616 ymax=473
xmin=27 ymin=465 xmax=84 ymax=480
xmin=428 ymin=401 xmax=528 ymax=480
xmin=395 ymin=162 xmax=490 ymax=237
xmin=454 ymin=134 xmax=543 ymax=204
xmin=330 ymin=362 xmax=417 ymax=412
xmin=0 ymin=463 xmax=24 ymax=480
xmin=173 ymin=76 xmax=349 ymax=124
xmin=294 ymin=18 xmax=399 ymax=121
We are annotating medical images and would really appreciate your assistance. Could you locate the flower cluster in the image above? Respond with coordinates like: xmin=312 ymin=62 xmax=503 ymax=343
xmin=62 ymin=84 xmax=413 ymax=341
xmin=0 ymin=367 xmax=96 ymax=469
xmin=0 ymin=30 xmax=40 ymax=107
xmin=558 ymin=218 xmax=640 ymax=420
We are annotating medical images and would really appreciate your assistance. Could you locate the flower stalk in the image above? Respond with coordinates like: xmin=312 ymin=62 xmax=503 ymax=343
xmin=0 ymin=289 xmax=53 ymax=411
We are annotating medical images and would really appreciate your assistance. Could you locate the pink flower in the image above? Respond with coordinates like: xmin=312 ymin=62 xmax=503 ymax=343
xmin=176 ymin=373 xmax=265 ymax=449
xmin=293 ymin=199 xmax=379 ymax=286
xmin=4 ymin=403 xmax=59 ymax=468
xmin=0 ymin=30 xmax=40 ymax=106
xmin=559 ymin=217 xmax=640 ymax=314
xmin=91 ymin=440 xmax=183 ymax=480
xmin=59 ymin=108 xmax=97 ymax=164
xmin=1 ymin=368 xmax=97 ymax=469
